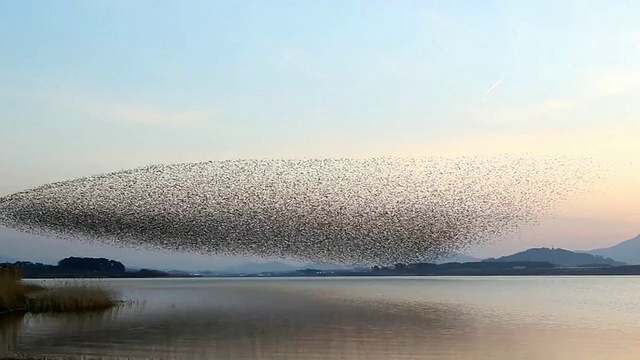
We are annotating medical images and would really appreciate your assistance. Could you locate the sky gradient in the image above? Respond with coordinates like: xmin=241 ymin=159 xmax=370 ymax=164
xmin=1 ymin=0 xmax=638 ymax=269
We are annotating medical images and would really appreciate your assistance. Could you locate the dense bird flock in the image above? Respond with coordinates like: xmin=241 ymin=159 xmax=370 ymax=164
xmin=0 ymin=156 xmax=597 ymax=265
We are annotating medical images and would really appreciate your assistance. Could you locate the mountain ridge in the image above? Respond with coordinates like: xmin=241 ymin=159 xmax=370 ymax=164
xmin=436 ymin=254 xmax=481 ymax=264
xmin=584 ymin=234 xmax=640 ymax=265
xmin=483 ymin=247 xmax=625 ymax=267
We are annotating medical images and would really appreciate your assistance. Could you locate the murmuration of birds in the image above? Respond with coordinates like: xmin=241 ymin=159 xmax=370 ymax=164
xmin=0 ymin=156 xmax=599 ymax=265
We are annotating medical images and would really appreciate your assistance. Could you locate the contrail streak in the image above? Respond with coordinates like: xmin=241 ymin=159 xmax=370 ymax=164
xmin=483 ymin=80 xmax=502 ymax=96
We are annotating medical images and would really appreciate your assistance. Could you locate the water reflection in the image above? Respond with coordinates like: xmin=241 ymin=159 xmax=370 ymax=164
xmin=2 ymin=282 xmax=478 ymax=359
xmin=0 ymin=314 xmax=21 ymax=354
xmin=1 ymin=309 xmax=120 ymax=357
xmin=2 ymin=278 xmax=640 ymax=359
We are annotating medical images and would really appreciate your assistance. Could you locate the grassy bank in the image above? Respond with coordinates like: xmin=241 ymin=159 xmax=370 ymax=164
xmin=0 ymin=266 xmax=116 ymax=314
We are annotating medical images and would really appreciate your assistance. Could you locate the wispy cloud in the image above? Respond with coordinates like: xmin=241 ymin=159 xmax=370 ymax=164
xmin=581 ymin=68 xmax=640 ymax=97
xmin=3 ymin=84 xmax=215 ymax=128
xmin=79 ymin=102 xmax=211 ymax=128
xmin=470 ymin=98 xmax=577 ymax=126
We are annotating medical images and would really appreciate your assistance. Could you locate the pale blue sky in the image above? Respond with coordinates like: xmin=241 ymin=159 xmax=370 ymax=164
xmin=1 ymin=1 xmax=639 ymax=268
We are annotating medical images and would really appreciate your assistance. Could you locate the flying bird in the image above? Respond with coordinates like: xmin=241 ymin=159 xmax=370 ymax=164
xmin=0 ymin=156 xmax=597 ymax=265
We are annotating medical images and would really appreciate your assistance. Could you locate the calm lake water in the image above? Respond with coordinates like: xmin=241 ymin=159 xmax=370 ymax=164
xmin=2 ymin=276 xmax=640 ymax=359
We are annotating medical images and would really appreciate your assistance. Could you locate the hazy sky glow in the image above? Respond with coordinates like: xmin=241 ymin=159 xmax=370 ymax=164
xmin=1 ymin=0 xmax=638 ymax=268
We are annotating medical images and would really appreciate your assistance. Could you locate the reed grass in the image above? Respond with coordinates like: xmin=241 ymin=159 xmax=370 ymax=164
xmin=0 ymin=266 xmax=116 ymax=314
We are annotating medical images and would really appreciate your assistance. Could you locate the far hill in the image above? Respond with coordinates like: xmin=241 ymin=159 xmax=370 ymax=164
xmin=483 ymin=248 xmax=625 ymax=267
xmin=436 ymin=254 xmax=482 ymax=264
xmin=585 ymin=234 xmax=640 ymax=265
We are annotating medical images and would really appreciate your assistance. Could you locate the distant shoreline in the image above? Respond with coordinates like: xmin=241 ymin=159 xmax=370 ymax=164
xmin=20 ymin=273 xmax=200 ymax=279
xmin=21 ymin=268 xmax=640 ymax=279
xmin=211 ymin=271 xmax=640 ymax=277
xmin=7 ymin=255 xmax=640 ymax=279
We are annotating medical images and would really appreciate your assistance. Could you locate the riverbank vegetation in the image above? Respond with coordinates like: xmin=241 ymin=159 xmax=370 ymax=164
xmin=0 ymin=266 xmax=116 ymax=315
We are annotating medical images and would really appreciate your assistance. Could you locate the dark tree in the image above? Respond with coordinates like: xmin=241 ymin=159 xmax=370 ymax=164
xmin=58 ymin=257 xmax=125 ymax=274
